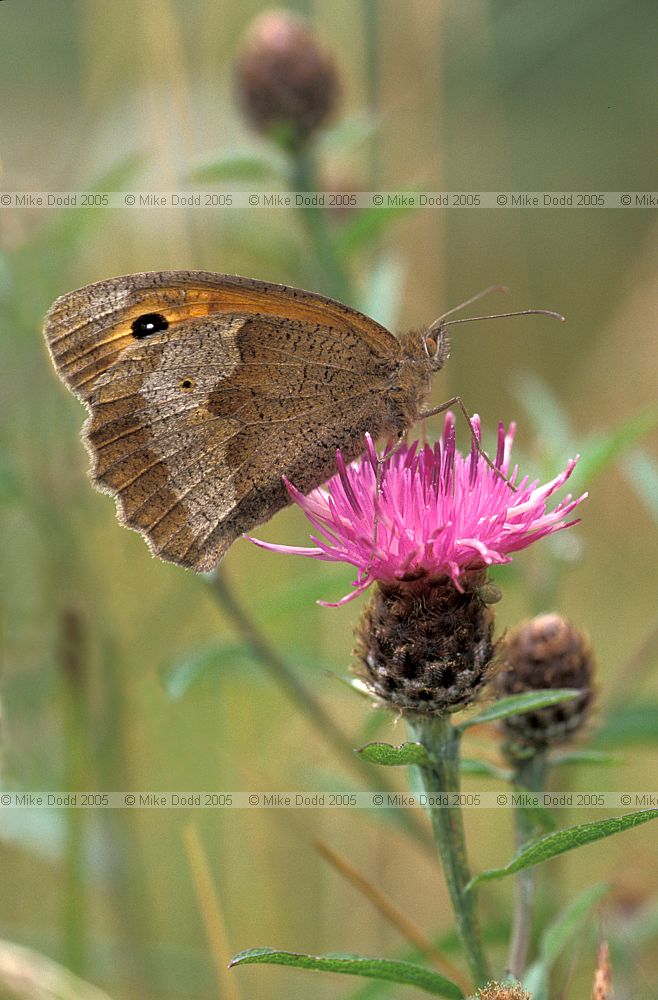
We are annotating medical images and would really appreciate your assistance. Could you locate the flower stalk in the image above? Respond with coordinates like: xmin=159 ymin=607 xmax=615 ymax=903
xmin=407 ymin=713 xmax=490 ymax=987
xmin=507 ymin=750 xmax=549 ymax=979
xmin=496 ymin=613 xmax=595 ymax=977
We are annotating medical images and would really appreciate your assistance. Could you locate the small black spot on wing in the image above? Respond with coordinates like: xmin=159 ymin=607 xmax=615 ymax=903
xmin=131 ymin=313 xmax=169 ymax=339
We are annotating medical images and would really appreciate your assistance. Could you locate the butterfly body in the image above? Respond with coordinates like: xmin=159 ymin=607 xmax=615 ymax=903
xmin=44 ymin=271 xmax=448 ymax=571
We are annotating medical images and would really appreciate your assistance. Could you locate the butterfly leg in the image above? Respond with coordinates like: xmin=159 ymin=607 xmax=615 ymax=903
xmin=418 ymin=395 xmax=515 ymax=489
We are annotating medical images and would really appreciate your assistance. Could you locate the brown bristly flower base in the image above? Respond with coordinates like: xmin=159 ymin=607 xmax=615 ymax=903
xmin=353 ymin=573 xmax=497 ymax=715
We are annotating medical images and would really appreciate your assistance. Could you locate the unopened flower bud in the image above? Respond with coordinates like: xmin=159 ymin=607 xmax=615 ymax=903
xmin=353 ymin=573 xmax=497 ymax=716
xmin=235 ymin=10 xmax=339 ymax=150
xmin=496 ymin=613 xmax=594 ymax=752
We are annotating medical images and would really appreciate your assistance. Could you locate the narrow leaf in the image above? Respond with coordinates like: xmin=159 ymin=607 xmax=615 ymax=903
xmin=541 ymin=882 xmax=610 ymax=965
xmin=356 ymin=742 xmax=431 ymax=767
xmin=457 ymin=690 xmax=581 ymax=731
xmin=229 ymin=948 xmax=464 ymax=998
xmin=523 ymin=883 xmax=609 ymax=999
xmin=467 ymin=810 xmax=658 ymax=890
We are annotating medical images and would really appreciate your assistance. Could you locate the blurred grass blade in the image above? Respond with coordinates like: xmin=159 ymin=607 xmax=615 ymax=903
xmin=335 ymin=203 xmax=416 ymax=259
xmin=550 ymin=750 xmax=622 ymax=767
xmin=37 ymin=153 xmax=142 ymax=256
xmin=623 ymin=449 xmax=658 ymax=523
xmin=515 ymin=797 xmax=556 ymax=833
xmin=576 ymin=407 xmax=658 ymax=487
xmin=262 ymin=566 xmax=340 ymax=620
xmin=358 ymin=253 xmax=406 ymax=328
xmin=592 ymin=702 xmax=658 ymax=747
xmin=316 ymin=113 xmax=381 ymax=156
xmin=160 ymin=642 xmax=257 ymax=700
xmin=229 ymin=948 xmax=465 ymax=998
xmin=460 ymin=758 xmax=511 ymax=780
xmin=466 ymin=810 xmax=658 ymax=890
xmin=514 ymin=373 xmax=573 ymax=452
xmin=523 ymin=882 xmax=609 ymax=999
xmin=0 ymin=939 xmax=115 ymax=1000
xmin=457 ymin=690 xmax=581 ymax=731
xmin=191 ymin=153 xmax=288 ymax=184
xmin=355 ymin=742 xmax=431 ymax=766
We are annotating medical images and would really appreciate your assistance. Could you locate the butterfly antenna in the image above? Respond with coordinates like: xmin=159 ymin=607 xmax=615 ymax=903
xmin=427 ymin=284 xmax=508 ymax=332
xmin=442 ymin=308 xmax=566 ymax=328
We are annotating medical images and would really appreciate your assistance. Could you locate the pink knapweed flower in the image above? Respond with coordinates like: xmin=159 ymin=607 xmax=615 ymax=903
xmin=250 ymin=414 xmax=586 ymax=605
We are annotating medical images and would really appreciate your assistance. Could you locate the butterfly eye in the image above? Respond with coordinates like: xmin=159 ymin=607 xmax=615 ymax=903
xmin=131 ymin=312 xmax=169 ymax=339
xmin=179 ymin=378 xmax=196 ymax=392
xmin=424 ymin=334 xmax=438 ymax=357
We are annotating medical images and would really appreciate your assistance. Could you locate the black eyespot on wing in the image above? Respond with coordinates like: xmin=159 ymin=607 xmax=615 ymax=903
xmin=131 ymin=313 xmax=169 ymax=339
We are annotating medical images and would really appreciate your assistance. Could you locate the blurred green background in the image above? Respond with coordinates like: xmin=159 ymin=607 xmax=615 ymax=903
xmin=1 ymin=1 xmax=657 ymax=998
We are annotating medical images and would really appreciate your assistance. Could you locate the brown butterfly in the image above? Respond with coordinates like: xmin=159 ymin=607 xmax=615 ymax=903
xmin=43 ymin=271 xmax=560 ymax=572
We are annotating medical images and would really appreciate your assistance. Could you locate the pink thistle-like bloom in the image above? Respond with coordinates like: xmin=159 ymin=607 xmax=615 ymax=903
xmin=250 ymin=414 xmax=586 ymax=606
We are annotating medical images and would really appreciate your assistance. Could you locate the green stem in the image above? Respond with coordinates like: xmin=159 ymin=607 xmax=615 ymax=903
xmin=507 ymin=751 xmax=549 ymax=978
xmin=407 ymin=714 xmax=489 ymax=987
xmin=291 ymin=145 xmax=352 ymax=303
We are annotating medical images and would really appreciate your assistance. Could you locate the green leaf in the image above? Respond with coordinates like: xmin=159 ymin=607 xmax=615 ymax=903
xmin=335 ymin=202 xmax=416 ymax=259
xmin=523 ymin=882 xmax=609 ymax=999
xmin=457 ymin=690 xmax=581 ymax=731
xmin=191 ymin=153 xmax=288 ymax=184
xmin=159 ymin=642 xmax=256 ymax=700
xmin=593 ymin=702 xmax=658 ymax=747
xmin=229 ymin=948 xmax=464 ymax=998
xmin=466 ymin=810 xmax=658 ymax=891
xmin=460 ymin=758 xmax=511 ymax=781
xmin=356 ymin=742 xmax=431 ymax=767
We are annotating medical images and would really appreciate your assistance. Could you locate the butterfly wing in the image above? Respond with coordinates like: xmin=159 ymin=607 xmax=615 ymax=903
xmin=44 ymin=271 xmax=404 ymax=570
